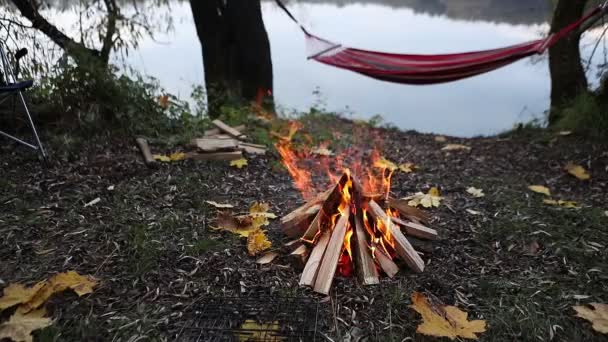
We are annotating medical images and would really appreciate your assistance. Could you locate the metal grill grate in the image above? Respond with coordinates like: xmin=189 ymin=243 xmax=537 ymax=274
xmin=177 ymin=296 xmax=321 ymax=341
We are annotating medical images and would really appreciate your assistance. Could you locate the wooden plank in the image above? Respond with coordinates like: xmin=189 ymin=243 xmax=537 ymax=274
xmin=135 ymin=138 xmax=156 ymax=167
xmin=353 ymin=213 xmax=379 ymax=285
xmin=282 ymin=239 xmax=303 ymax=253
xmin=212 ymin=120 xmax=246 ymax=139
xmin=367 ymin=200 xmax=425 ymax=273
xmin=387 ymin=197 xmax=430 ymax=224
xmin=282 ymin=204 xmax=321 ymax=238
xmin=351 ymin=176 xmax=379 ymax=285
xmin=313 ymin=209 xmax=350 ymax=295
xmin=184 ymin=151 xmax=243 ymax=161
xmin=373 ymin=248 xmax=399 ymax=278
xmin=280 ymin=190 xmax=331 ymax=226
xmin=238 ymin=144 xmax=267 ymax=155
xmin=204 ymin=125 xmax=245 ymax=137
xmin=300 ymin=231 xmax=330 ymax=287
xmin=391 ymin=216 xmax=438 ymax=240
xmin=301 ymin=173 xmax=349 ymax=241
xmin=192 ymin=138 xmax=239 ymax=152
xmin=288 ymin=245 xmax=309 ymax=271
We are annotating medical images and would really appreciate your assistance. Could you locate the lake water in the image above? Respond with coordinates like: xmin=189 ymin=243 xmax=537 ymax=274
xmin=51 ymin=1 xmax=608 ymax=136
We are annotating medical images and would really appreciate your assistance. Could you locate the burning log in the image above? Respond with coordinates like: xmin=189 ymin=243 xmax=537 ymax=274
xmin=282 ymin=171 xmax=437 ymax=294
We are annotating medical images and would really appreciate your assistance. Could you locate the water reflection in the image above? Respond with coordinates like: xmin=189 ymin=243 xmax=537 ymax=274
xmin=32 ymin=0 xmax=608 ymax=136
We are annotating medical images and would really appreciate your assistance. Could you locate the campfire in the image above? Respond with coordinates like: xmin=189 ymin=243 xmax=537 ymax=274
xmin=276 ymin=124 xmax=438 ymax=295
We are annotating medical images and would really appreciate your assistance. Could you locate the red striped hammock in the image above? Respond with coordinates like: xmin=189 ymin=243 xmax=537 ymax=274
xmin=278 ymin=1 xmax=607 ymax=85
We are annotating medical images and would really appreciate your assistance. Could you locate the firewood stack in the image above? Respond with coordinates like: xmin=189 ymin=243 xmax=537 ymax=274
xmin=187 ymin=119 xmax=267 ymax=160
xmin=281 ymin=172 xmax=438 ymax=295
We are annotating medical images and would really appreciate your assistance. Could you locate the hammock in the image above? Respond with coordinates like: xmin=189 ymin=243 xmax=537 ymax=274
xmin=276 ymin=1 xmax=608 ymax=85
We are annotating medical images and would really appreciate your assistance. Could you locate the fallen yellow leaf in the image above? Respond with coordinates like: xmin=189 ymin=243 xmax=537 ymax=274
xmin=405 ymin=188 xmax=442 ymax=208
xmin=565 ymin=163 xmax=591 ymax=180
xmin=0 ymin=272 xmax=97 ymax=313
xmin=399 ymin=162 xmax=416 ymax=173
xmin=169 ymin=152 xmax=186 ymax=161
xmin=442 ymin=144 xmax=471 ymax=151
xmin=211 ymin=212 xmax=258 ymax=238
xmin=528 ymin=185 xmax=551 ymax=197
xmin=573 ymin=303 xmax=608 ymax=334
xmin=153 ymin=154 xmax=171 ymax=162
xmin=236 ymin=319 xmax=283 ymax=341
xmin=0 ymin=308 xmax=52 ymax=342
xmin=543 ymin=199 xmax=580 ymax=209
xmin=466 ymin=187 xmax=485 ymax=198
xmin=374 ymin=157 xmax=398 ymax=172
xmin=410 ymin=292 xmax=486 ymax=340
xmin=247 ymin=229 xmax=272 ymax=256
xmin=231 ymin=158 xmax=248 ymax=169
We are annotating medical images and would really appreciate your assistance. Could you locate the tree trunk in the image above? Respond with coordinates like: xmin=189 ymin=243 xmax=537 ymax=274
xmin=548 ymin=0 xmax=589 ymax=125
xmin=190 ymin=0 xmax=274 ymax=118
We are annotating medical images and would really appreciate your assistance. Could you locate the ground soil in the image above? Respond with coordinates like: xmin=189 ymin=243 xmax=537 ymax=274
xmin=1 ymin=116 xmax=607 ymax=341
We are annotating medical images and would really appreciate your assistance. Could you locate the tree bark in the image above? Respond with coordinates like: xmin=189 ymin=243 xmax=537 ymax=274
xmin=190 ymin=0 xmax=274 ymax=118
xmin=548 ymin=0 xmax=589 ymax=125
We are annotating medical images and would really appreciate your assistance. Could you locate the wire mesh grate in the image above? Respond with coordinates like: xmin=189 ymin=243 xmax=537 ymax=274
xmin=177 ymin=296 xmax=321 ymax=341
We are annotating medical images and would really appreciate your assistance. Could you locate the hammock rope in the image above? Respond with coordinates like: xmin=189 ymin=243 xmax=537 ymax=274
xmin=275 ymin=0 xmax=608 ymax=85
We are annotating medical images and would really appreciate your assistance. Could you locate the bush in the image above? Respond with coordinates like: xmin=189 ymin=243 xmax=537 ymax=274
xmin=555 ymin=92 xmax=608 ymax=139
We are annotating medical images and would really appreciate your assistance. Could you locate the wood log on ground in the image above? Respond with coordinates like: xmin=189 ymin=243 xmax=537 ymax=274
xmin=373 ymin=248 xmax=399 ymax=278
xmin=192 ymin=138 xmax=239 ymax=152
xmin=367 ymin=200 xmax=425 ymax=273
xmin=212 ymin=120 xmax=246 ymax=139
xmin=288 ymin=245 xmax=309 ymax=271
xmin=300 ymin=231 xmax=330 ymax=287
xmin=135 ymin=138 xmax=156 ymax=167
xmin=204 ymin=124 xmax=245 ymax=137
xmin=238 ymin=142 xmax=267 ymax=155
xmin=282 ymin=239 xmax=303 ymax=253
xmin=387 ymin=197 xmax=430 ymax=223
xmin=313 ymin=208 xmax=350 ymax=295
xmin=391 ymin=216 xmax=438 ymax=240
xmin=184 ymin=151 xmax=243 ymax=161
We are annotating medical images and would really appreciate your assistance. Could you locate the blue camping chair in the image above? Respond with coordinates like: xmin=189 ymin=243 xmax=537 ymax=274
xmin=0 ymin=42 xmax=47 ymax=161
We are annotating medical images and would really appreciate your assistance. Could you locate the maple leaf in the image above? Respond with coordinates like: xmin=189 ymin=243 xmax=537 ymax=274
xmin=466 ymin=187 xmax=485 ymax=198
xmin=543 ymin=199 xmax=580 ymax=209
xmin=231 ymin=158 xmax=248 ymax=169
xmin=410 ymin=292 xmax=486 ymax=340
xmin=573 ymin=303 xmax=608 ymax=334
xmin=405 ymin=187 xmax=442 ymax=208
xmin=235 ymin=320 xmax=283 ymax=341
xmin=399 ymin=162 xmax=416 ymax=173
xmin=442 ymin=144 xmax=471 ymax=151
xmin=374 ymin=157 xmax=398 ymax=172
xmin=247 ymin=229 xmax=272 ymax=256
xmin=528 ymin=185 xmax=551 ymax=197
xmin=205 ymin=201 xmax=234 ymax=209
xmin=0 ymin=272 xmax=97 ymax=313
xmin=249 ymin=202 xmax=277 ymax=219
xmin=565 ymin=163 xmax=591 ymax=180
xmin=0 ymin=308 xmax=52 ymax=342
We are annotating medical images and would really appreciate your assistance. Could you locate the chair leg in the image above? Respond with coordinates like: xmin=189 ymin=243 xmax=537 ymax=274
xmin=17 ymin=90 xmax=47 ymax=162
